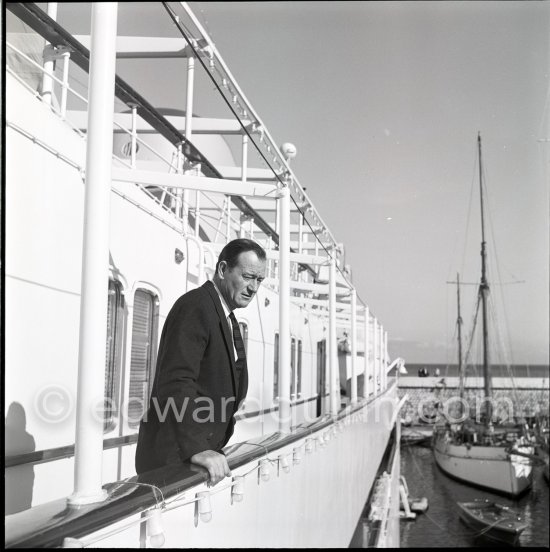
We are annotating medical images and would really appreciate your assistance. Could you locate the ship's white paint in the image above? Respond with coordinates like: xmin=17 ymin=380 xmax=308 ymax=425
xmin=61 ymin=397 xmax=397 ymax=548
xmin=5 ymin=70 xmax=380 ymax=503
xmin=5 ymin=3 xmax=400 ymax=546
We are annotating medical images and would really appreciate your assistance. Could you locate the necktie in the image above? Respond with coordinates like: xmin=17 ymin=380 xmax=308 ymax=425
xmin=228 ymin=312 xmax=246 ymax=370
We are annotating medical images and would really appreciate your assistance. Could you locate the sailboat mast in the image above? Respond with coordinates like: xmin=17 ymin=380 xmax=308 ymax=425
xmin=478 ymin=133 xmax=492 ymax=420
xmin=456 ymin=273 xmax=464 ymax=402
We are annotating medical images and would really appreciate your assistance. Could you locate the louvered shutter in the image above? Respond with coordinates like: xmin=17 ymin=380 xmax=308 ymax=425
xmin=128 ymin=290 xmax=156 ymax=428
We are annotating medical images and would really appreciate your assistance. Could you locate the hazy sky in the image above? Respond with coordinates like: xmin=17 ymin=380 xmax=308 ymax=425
xmin=47 ymin=2 xmax=549 ymax=365
xmin=183 ymin=1 xmax=549 ymax=366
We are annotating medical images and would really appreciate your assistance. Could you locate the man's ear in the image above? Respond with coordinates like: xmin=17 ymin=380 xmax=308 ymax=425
xmin=217 ymin=260 xmax=228 ymax=279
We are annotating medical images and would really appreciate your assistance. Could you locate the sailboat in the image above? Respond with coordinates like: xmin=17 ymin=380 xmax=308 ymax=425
xmin=431 ymin=134 xmax=534 ymax=497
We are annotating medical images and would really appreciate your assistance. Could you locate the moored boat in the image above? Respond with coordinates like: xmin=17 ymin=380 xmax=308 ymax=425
xmin=457 ymin=499 xmax=528 ymax=546
xmin=431 ymin=136 xmax=534 ymax=497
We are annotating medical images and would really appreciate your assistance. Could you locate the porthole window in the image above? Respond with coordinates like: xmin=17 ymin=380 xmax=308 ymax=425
xmin=120 ymin=140 xmax=140 ymax=158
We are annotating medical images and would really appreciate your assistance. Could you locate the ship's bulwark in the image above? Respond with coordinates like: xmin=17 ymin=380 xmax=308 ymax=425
xmin=6 ymin=390 xmax=399 ymax=548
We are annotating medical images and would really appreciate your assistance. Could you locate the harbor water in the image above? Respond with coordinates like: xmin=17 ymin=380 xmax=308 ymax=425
xmin=400 ymin=445 xmax=549 ymax=547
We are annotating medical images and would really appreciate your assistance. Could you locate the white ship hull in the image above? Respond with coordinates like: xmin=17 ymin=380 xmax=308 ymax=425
xmin=432 ymin=434 xmax=533 ymax=497
xmin=5 ymin=3 xmax=402 ymax=547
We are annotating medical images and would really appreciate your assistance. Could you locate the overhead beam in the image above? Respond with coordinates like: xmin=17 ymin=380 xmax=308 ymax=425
xmin=266 ymin=251 xmax=327 ymax=265
xmin=263 ymin=278 xmax=350 ymax=295
xmin=112 ymin=168 xmax=278 ymax=197
xmin=67 ymin=111 xmax=252 ymax=136
xmin=74 ymin=35 xmax=191 ymax=58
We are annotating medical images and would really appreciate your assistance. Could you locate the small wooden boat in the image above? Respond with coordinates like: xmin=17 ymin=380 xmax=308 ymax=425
xmin=457 ymin=499 xmax=528 ymax=546
xmin=401 ymin=425 xmax=433 ymax=447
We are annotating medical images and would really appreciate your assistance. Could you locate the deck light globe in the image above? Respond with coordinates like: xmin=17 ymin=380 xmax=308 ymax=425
xmin=197 ymin=492 xmax=212 ymax=523
xmin=280 ymin=142 xmax=297 ymax=160
xmin=146 ymin=509 xmax=165 ymax=547
xmin=232 ymin=476 xmax=245 ymax=503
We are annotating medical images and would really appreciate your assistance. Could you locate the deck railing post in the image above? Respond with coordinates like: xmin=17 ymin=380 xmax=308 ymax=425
xmin=130 ymin=104 xmax=138 ymax=169
xmin=226 ymin=196 xmax=231 ymax=243
xmin=41 ymin=3 xmax=58 ymax=106
xmin=380 ymin=324 xmax=385 ymax=390
xmin=384 ymin=330 xmax=389 ymax=388
xmin=364 ymin=306 xmax=370 ymax=398
xmin=195 ymin=189 xmax=201 ymax=236
xmin=69 ymin=2 xmax=118 ymax=506
xmin=278 ymin=184 xmax=291 ymax=432
xmin=373 ymin=318 xmax=379 ymax=393
xmin=381 ymin=328 xmax=385 ymax=390
xmin=241 ymin=133 xmax=248 ymax=183
xmin=183 ymin=41 xmax=195 ymax=235
xmin=376 ymin=322 xmax=384 ymax=392
xmin=329 ymin=255 xmax=339 ymax=415
xmin=59 ymin=47 xmax=70 ymax=118
xmin=350 ymin=288 xmax=358 ymax=404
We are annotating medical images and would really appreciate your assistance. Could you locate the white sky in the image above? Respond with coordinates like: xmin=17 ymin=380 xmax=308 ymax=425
xmin=187 ymin=1 xmax=549 ymax=366
xmin=44 ymin=1 xmax=549 ymax=365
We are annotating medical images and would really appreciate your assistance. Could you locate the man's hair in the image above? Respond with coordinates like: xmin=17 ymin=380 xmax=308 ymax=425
xmin=215 ymin=238 xmax=266 ymax=273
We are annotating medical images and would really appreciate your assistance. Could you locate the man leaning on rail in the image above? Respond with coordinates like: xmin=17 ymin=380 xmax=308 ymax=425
xmin=135 ymin=238 xmax=267 ymax=486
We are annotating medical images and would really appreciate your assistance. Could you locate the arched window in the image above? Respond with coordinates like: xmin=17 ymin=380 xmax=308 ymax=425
xmin=128 ymin=289 xmax=159 ymax=429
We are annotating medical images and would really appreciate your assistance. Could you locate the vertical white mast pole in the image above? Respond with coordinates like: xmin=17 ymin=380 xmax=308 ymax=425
xmin=278 ymin=184 xmax=291 ymax=432
xmin=226 ymin=198 xmax=231 ymax=243
xmin=329 ymin=255 xmax=339 ymax=416
xmin=364 ymin=306 xmax=370 ymax=398
xmin=69 ymin=2 xmax=118 ymax=505
xmin=350 ymin=288 xmax=358 ymax=404
xmin=241 ymin=133 xmax=248 ymax=183
xmin=183 ymin=43 xmax=195 ymax=234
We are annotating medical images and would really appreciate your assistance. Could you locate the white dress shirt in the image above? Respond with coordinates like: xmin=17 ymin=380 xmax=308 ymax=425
xmin=212 ymin=281 xmax=238 ymax=361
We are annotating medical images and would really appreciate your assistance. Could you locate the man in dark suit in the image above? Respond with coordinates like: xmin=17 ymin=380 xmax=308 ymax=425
xmin=135 ymin=238 xmax=266 ymax=485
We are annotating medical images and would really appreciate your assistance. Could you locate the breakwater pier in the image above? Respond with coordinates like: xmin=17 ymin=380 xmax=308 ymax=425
xmin=397 ymin=376 xmax=549 ymax=423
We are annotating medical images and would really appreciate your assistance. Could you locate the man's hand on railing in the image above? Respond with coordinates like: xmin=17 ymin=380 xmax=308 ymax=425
xmin=190 ymin=450 xmax=232 ymax=487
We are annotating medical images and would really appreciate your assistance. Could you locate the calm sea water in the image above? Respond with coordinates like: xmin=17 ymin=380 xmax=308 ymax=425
xmin=400 ymin=446 xmax=549 ymax=548
xmin=404 ymin=364 xmax=550 ymax=379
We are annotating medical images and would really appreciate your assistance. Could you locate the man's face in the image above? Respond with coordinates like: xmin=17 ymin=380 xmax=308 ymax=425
xmin=217 ymin=251 xmax=266 ymax=310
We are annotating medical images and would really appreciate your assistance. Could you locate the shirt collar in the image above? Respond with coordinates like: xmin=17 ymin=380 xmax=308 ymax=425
xmin=212 ymin=280 xmax=233 ymax=320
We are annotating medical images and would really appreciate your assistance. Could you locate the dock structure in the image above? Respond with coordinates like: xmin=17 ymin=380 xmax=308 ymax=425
xmin=397 ymin=376 xmax=549 ymax=424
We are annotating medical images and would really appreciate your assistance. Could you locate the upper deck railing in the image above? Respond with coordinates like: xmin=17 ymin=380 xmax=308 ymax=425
xmin=7 ymin=2 xmax=345 ymax=283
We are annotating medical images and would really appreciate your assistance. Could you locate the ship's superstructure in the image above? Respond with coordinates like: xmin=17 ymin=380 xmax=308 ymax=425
xmin=5 ymin=3 xmax=403 ymax=547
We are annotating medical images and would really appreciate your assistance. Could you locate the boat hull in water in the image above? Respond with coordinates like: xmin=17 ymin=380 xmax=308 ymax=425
xmin=433 ymin=433 xmax=533 ymax=497
xmin=457 ymin=500 xmax=528 ymax=546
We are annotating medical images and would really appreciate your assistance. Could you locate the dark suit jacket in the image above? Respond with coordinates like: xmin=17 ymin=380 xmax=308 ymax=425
xmin=135 ymin=280 xmax=248 ymax=474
